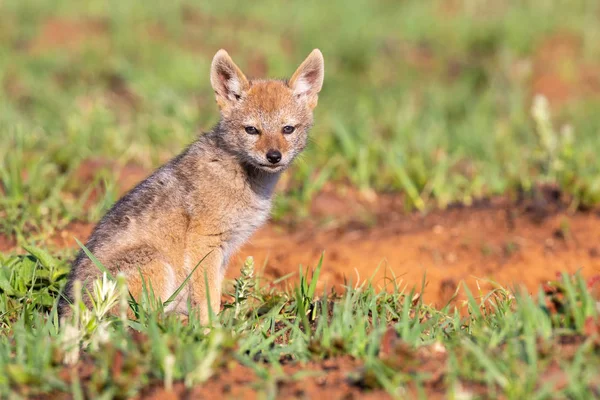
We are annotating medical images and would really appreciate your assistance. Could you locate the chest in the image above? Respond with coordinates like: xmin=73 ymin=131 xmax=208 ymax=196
xmin=187 ymin=162 xmax=279 ymax=265
xmin=219 ymin=195 xmax=272 ymax=264
xmin=186 ymin=187 xmax=273 ymax=263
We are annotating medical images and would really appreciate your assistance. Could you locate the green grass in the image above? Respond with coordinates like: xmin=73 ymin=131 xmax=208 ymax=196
xmin=2 ymin=0 xmax=600 ymax=239
xmin=2 ymin=1 xmax=600 ymax=397
xmin=0 ymin=248 xmax=599 ymax=398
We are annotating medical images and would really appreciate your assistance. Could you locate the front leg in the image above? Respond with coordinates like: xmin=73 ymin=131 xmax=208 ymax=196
xmin=185 ymin=246 xmax=224 ymax=324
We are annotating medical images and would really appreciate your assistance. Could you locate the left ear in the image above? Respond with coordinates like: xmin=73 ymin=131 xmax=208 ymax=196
xmin=288 ymin=49 xmax=324 ymax=109
xmin=210 ymin=49 xmax=250 ymax=114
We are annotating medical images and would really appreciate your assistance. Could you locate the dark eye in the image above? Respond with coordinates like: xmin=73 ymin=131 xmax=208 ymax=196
xmin=282 ymin=125 xmax=295 ymax=134
xmin=245 ymin=126 xmax=260 ymax=135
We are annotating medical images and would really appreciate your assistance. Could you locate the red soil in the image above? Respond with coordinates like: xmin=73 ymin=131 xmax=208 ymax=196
xmin=4 ymin=183 xmax=597 ymax=308
xmin=6 ymin=20 xmax=600 ymax=398
xmin=531 ymin=32 xmax=600 ymax=107
xmin=140 ymin=356 xmax=394 ymax=400
xmin=29 ymin=17 xmax=108 ymax=54
xmin=232 ymin=192 xmax=600 ymax=306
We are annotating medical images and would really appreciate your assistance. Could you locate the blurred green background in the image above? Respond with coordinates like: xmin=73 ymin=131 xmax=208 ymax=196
xmin=1 ymin=0 xmax=600 ymax=242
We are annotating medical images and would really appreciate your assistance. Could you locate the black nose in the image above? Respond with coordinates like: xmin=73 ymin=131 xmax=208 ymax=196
xmin=266 ymin=149 xmax=282 ymax=164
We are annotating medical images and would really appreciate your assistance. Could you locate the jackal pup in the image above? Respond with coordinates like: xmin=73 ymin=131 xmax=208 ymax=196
xmin=59 ymin=49 xmax=324 ymax=322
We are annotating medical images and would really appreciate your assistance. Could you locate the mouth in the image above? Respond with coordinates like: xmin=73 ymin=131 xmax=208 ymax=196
xmin=257 ymin=164 xmax=286 ymax=172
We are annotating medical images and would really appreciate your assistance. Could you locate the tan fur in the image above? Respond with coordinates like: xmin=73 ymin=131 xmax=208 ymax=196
xmin=59 ymin=49 xmax=324 ymax=324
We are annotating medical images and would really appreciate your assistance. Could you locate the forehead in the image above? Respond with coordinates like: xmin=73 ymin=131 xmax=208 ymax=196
xmin=243 ymin=80 xmax=294 ymax=114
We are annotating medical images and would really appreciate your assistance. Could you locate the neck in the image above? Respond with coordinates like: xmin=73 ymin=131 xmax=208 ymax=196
xmin=243 ymin=163 xmax=281 ymax=200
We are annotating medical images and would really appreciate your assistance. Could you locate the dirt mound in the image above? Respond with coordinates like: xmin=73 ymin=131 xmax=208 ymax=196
xmin=231 ymin=194 xmax=600 ymax=306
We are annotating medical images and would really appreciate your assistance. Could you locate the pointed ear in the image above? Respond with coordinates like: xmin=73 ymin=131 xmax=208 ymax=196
xmin=288 ymin=49 xmax=324 ymax=109
xmin=210 ymin=49 xmax=250 ymax=111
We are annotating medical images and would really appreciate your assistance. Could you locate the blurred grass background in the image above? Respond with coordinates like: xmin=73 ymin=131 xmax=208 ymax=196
xmin=1 ymin=0 xmax=600 ymax=241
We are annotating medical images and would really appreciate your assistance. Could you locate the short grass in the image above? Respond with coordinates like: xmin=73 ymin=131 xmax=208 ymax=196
xmin=2 ymin=1 xmax=600 ymax=398
xmin=2 ymin=0 xmax=600 ymax=240
xmin=1 ymin=248 xmax=600 ymax=398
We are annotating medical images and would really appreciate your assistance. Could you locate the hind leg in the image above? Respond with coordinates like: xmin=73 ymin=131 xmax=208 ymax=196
xmin=61 ymin=242 xmax=191 ymax=322
xmin=184 ymin=246 xmax=224 ymax=325
xmin=124 ymin=260 xmax=189 ymax=317
xmin=65 ymin=260 xmax=186 ymax=320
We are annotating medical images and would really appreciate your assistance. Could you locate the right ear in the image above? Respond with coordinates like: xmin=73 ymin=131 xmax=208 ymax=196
xmin=288 ymin=49 xmax=324 ymax=109
xmin=210 ymin=49 xmax=250 ymax=112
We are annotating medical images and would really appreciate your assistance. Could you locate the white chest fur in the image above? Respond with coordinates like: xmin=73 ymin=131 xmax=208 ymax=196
xmin=219 ymin=196 xmax=271 ymax=273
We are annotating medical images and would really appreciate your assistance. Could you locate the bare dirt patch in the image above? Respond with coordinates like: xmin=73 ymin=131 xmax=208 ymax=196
xmin=531 ymin=32 xmax=600 ymax=107
xmin=139 ymin=356 xmax=391 ymax=400
xmin=230 ymin=191 xmax=600 ymax=307
xmin=74 ymin=158 xmax=149 ymax=197
xmin=0 ymin=234 xmax=16 ymax=253
xmin=50 ymin=221 xmax=94 ymax=250
xmin=69 ymin=157 xmax=150 ymax=209
xmin=45 ymin=355 xmax=394 ymax=399
xmin=7 ymin=183 xmax=598 ymax=308
xmin=29 ymin=17 xmax=108 ymax=54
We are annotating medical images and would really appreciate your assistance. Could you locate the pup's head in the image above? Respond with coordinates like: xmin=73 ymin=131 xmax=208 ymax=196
xmin=210 ymin=49 xmax=324 ymax=173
